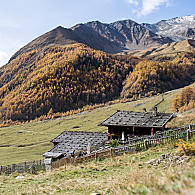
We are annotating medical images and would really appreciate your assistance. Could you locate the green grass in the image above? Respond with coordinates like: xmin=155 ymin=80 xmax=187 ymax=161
xmin=0 ymin=143 xmax=194 ymax=195
xmin=0 ymin=83 xmax=195 ymax=165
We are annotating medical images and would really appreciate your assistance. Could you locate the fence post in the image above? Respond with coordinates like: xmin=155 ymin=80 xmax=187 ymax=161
xmin=12 ymin=164 xmax=16 ymax=173
xmin=187 ymin=125 xmax=191 ymax=141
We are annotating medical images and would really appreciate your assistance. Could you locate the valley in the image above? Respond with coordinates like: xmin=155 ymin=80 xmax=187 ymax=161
xmin=0 ymin=83 xmax=194 ymax=165
xmin=0 ymin=0 xmax=195 ymax=191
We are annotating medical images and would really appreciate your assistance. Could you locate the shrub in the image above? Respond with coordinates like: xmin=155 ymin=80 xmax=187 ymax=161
xmin=176 ymin=139 xmax=195 ymax=155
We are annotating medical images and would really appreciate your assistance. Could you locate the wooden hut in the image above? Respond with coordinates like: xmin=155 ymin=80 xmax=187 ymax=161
xmin=99 ymin=110 xmax=173 ymax=141
xmin=43 ymin=131 xmax=108 ymax=161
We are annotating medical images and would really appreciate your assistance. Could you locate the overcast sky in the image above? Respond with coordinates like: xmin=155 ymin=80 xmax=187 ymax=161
xmin=0 ymin=0 xmax=194 ymax=66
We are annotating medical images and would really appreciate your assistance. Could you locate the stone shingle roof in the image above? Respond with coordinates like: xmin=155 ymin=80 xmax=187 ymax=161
xmin=43 ymin=131 xmax=108 ymax=158
xmin=99 ymin=110 xmax=173 ymax=128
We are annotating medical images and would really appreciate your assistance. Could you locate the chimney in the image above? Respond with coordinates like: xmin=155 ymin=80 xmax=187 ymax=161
xmin=153 ymin=106 xmax=158 ymax=116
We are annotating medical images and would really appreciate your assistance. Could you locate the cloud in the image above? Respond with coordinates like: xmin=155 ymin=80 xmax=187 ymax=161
xmin=126 ymin=0 xmax=171 ymax=16
xmin=128 ymin=0 xmax=139 ymax=6
xmin=0 ymin=51 xmax=9 ymax=66
xmin=139 ymin=0 xmax=170 ymax=16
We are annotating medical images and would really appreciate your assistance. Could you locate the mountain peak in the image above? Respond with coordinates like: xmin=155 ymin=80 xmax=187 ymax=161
xmin=142 ymin=14 xmax=195 ymax=41
xmin=9 ymin=14 xmax=195 ymax=62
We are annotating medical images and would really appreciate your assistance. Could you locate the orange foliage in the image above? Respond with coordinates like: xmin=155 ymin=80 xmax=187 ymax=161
xmin=121 ymin=52 xmax=195 ymax=99
xmin=0 ymin=44 xmax=137 ymax=122
xmin=171 ymin=86 xmax=195 ymax=113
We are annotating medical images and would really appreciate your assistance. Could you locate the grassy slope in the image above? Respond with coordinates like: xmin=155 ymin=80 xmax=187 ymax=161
xmin=0 ymin=142 xmax=195 ymax=195
xmin=0 ymin=83 xmax=195 ymax=165
xmin=127 ymin=39 xmax=195 ymax=59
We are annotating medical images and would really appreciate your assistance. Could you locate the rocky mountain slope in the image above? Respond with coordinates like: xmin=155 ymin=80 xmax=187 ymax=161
xmin=142 ymin=14 xmax=195 ymax=41
xmin=8 ymin=14 xmax=195 ymax=63
xmin=82 ymin=20 xmax=172 ymax=50
xmin=10 ymin=25 xmax=124 ymax=62
xmin=9 ymin=19 xmax=173 ymax=62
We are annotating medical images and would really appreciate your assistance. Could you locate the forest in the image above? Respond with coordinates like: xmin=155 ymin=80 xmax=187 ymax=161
xmin=0 ymin=44 xmax=137 ymax=122
xmin=122 ymin=52 xmax=195 ymax=99
xmin=0 ymin=43 xmax=194 ymax=124
xmin=172 ymin=85 xmax=195 ymax=113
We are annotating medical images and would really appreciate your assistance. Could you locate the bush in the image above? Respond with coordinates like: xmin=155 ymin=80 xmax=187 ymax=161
xmin=176 ymin=139 xmax=195 ymax=155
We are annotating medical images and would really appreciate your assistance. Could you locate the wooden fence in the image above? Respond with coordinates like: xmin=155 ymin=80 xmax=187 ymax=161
xmin=112 ymin=124 xmax=195 ymax=155
xmin=0 ymin=159 xmax=45 ymax=175
xmin=51 ymin=124 xmax=195 ymax=169
xmin=51 ymin=149 xmax=112 ymax=169
xmin=0 ymin=124 xmax=195 ymax=174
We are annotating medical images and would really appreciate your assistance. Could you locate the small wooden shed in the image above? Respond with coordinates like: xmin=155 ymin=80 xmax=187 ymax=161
xmin=99 ymin=110 xmax=173 ymax=141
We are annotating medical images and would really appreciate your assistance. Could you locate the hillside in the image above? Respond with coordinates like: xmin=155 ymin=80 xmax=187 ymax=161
xmin=9 ymin=27 xmax=81 ymax=62
xmin=127 ymin=39 xmax=195 ymax=59
xmin=0 ymin=139 xmax=195 ymax=194
xmin=121 ymin=51 xmax=195 ymax=99
xmin=0 ymin=82 xmax=194 ymax=166
xmin=0 ymin=44 xmax=138 ymax=122
xmin=1 ymin=42 xmax=195 ymax=123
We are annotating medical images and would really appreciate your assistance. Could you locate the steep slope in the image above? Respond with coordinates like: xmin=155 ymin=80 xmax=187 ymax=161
xmin=9 ymin=26 xmax=81 ymax=62
xmin=0 ymin=44 xmax=137 ymax=122
xmin=142 ymin=14 xmax=195 ymax=41
xmin=85 ymin=20 xmax=172 ymax=50
xmin=121 ymin=52 xmax=195 ymax=99
xmin=71 ymin=23 xmax=124 ymax=53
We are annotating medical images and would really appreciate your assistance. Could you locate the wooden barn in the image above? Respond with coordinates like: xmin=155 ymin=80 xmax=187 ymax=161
xmin=43 ymin=131 xmax=108 ymax=162
xmin=99 ymin=109 xmax=173 ymax=142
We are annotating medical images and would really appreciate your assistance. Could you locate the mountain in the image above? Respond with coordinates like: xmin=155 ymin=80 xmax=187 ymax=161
xmin=9 ymin=19 xmax=173 ymax=62
xmin=83 ymin=20 xmax=172 ymax=50
xmin=9 ymin=26 xmax=83 ymax=62
xmin=142 ymin=14 xmax=195 ymax=41
xmin=1 ymin=42 xmax=195 ymax=123
xmin=1 ymin=15 xmax=195 ymax=124
xmin=71 ymin=23 xmax=124 ymax=53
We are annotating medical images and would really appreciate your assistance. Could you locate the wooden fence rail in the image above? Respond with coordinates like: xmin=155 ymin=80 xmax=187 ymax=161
xmin=0 ymin=159 xmax=45 ymax=175
xmin=1 ymin=124 xmax=194 ymax=175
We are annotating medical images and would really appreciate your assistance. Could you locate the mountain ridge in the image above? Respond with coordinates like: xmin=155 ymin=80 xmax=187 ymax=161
xmin=142 ymin=14 xmax=195 ymax=41
xmin=9 ymin=18 xmax=176 ymax=62
xmin=8 ymin=14 xmax=195 ymax=63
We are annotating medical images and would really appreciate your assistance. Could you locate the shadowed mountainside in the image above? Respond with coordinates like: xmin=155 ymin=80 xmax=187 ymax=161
xmin=9 ymin=20 xmax=173 ymax=62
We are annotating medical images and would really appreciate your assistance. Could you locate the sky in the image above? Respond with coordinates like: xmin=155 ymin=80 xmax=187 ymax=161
xmin=0 ymin=0 xmax=194 ymax=66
